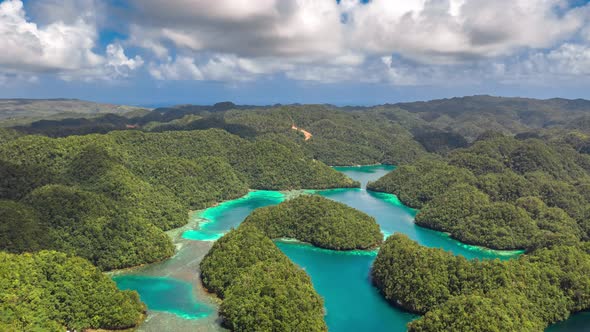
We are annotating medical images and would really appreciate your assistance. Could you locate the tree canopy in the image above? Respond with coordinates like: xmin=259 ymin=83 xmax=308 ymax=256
xmin=372 ymin=234 xmax=590 ymax=331
xmin=0 ymin=129 xmax=356 ymax=270
xmin=368 ymin=135 xmax=590 ymax=250
xmin=200 ymin=224 xmax=327 ymax=331
xmin=244 ymin=195 xmax=382 ymax=250
xmin=0 ymin=251 xmax=145 ymax=331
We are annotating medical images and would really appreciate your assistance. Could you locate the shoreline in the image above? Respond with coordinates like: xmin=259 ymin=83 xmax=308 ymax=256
xmin=107 ymin=166 xmax=525 ymax=331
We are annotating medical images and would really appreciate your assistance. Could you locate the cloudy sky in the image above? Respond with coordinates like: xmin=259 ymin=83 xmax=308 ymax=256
xmin=1 ymin=0 xmax=590 ymax=105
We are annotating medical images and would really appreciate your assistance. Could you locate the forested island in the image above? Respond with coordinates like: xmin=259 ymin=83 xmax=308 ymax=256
xmin=0 ymin=127 xmax=356 ymax=330
xmin=0 ymin=129 xmax=356 ymax=270
xmin=243 ymin=195 xmax=383 ymax=250
xmin=372 ymin=234 xmax=590 ymax=331
xmin=200 ymin=194 xmax=381 ymax=330
xmin=3 ymin=96 xmax=590 ymax=330
xmin=368 ymin=135 xmax=590 ymax=251
xmin=0 ymin=251 xmax=145 ymax=331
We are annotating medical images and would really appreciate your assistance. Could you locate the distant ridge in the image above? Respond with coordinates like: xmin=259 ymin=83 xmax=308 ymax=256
xmin=0 ymin=99 xmax=149 ymax=126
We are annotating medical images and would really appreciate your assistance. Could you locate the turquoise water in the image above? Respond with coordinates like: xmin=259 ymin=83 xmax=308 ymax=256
xmin=333 ymin=165 xmax=395 ymax=189
xmin=314 ymin=187 xmax=521 ymax=260
xmin=114 ymin=165 xmax=582 ymax=331
xmin=547 ymin=312 xmax=590 ymax=331
xmin=113 ymin=275 xmax=212 ymax=320
xmin=276 ymin=241 xmax=417 ymax=331
xmin=273 ymin=166 xmax=522 ymax=332
xmin=182 ymin=190 xmax=285 ymax=241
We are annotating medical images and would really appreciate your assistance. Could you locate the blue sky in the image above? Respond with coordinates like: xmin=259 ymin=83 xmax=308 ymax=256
xmin=2 ymin=0 xmax=590 ymax=106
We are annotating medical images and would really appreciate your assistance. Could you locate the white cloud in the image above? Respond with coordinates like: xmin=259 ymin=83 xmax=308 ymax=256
xmin=149 ymin=54 xmax=295 ymax=81
xmin=106 ymin=43 xmax=144 ymax=78
xmin=514 ymin=43 xmax=590 ymax=79
xmin=124 ymin=0 xmax=590 ymax=84
xmin=0 ymin=0 xmax=141 ymax=81
xmin=2 ymin=0 xmax=590 ymax=86
xmin=149 ymin=56 xmax=204 ymax=80
xmin=129 ymin=0 xmax=344 ymax=59
xmin=0 ymin=0 xmax=101 ymax=72
xmin=343 ymin=0 xmax=588 ymax=64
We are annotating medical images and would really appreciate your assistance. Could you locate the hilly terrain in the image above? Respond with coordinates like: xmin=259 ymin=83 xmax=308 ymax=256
xmin=0 ymin=99 xmax=149 ymax=127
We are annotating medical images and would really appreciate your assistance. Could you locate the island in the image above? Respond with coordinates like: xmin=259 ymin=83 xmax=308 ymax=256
xmin=0 ymin=251 xmax=145 ymax=331
xmin=367 ymin=135 xmax=589 ymax=251
xmin=372 ymin=234 xmax=590 ymax=331
xmin=243 ymin=195 xmax=383 ymax=250
xmin=200 ymin=195 xmax=382 ymax=331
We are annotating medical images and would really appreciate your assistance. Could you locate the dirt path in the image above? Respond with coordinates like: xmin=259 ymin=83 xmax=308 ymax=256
xmin=291 ymin=124 xmax=312 ymax=141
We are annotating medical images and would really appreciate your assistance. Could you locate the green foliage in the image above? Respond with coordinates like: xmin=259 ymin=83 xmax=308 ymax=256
xmin=477 ymin=170 xmax=534 ymax=202
xmin=22 ymin=184 xmax=174 ymax=270
xmin=200 ymin=224 xmax=327 ymax=331
xmin=408 ymin=292 xmax=544 ymax=332
xmin=0 ymin=128 xmax=21 ymax=145
xmin=136 ymin=157 xmax=248 ymax=210
xmin=415 ymin=184 xmax=489 ymax=232
xmin=0 ymin=200 xmax=48 ymax=253
xmin=372 ymin=234 xmax=457 ymax=313
xmin=0 ymin=251 xmax=144 ymax=331
xmin=224 ymin=106 xmax=427 ymax=166
xmin=373 ymin=234 xmax=590 ymax=331
xmin=0 ymin=129 xmax=352 ymax=270
xmin=456 ymin=202 xmax=538 ymax=249
xmin=231 ymin=138 xmax=358 ymax=190
xmin=367 ymin=158 xmax=476 ymax=208
xmin=371 ymin=135 xmax=590 ymax=250
xmin=200 ymin=225 xmax=290 ymax=298
xmin=221 ymin=261 xmax=326 ymax=332
xmin=244 ymin=195 xmax=382 ymax=250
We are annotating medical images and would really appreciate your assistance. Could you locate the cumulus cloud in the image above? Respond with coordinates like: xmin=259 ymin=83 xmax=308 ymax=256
xmin=0 ymin=0 xmax=141 ymax=81
xmin=148 ymin=54 xmax=295 ymax=81
xmin=105 ymin=44 xmax=144 ymax=78
xmin=128 ymin=0 xmax=344 ymax=59
xmin=2 ymin=0 xmax=590 ymax=86
xmin=343 ymin=0 xmax=588 ymax=63
xmin=121 ymin=0 xmax=590 ymax=84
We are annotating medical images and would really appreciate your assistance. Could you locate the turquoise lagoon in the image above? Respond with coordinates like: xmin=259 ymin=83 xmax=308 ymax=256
xmin=182 ymin=190 xmax=285 ymax=241
xmin=113 ymin=275 xmax=211 ymax=320
xmin=114 ymin=165 xmax=581 ymax=331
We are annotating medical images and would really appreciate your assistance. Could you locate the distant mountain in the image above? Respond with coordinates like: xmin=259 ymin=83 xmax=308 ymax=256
xmin=0 ymin=99 xmax=149 ymax=126
xmin=393 ymin=95 xmax=590 ymax=115
xmin=385 ymin=95 xmax=590 ymax=140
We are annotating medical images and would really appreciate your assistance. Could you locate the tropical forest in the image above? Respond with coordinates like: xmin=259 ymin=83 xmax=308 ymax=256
xmin=1 ymin=95 xmax=590 ymax=331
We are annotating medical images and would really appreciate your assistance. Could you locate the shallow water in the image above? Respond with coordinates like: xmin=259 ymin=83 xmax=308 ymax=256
xmin=314 ymin=187 xmax=521 ymax=260
xmin=110 ymin=238 xmax=225 ymax=332
xmin=272 ymin=166 xmax=521 ymax=331
xmin=276 ymin=241 xmax=417 ymax=331
xmin=113 ymin=275 xmax=211 ymax=320
xmin=182 ymin=191 xmax=285 ymax=241
xmin=333 ymin=164 xmax=395 ymax=189
xmin=114 ymin=165 xmax=580 ymax=331
xmin=547 ymin=312 xmax=590 ymax=331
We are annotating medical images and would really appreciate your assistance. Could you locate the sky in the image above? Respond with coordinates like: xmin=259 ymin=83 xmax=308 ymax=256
xmin=1 ymin=0 xmax=590 ymax=106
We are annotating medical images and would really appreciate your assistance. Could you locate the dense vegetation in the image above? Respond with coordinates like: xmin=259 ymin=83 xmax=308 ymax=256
xmin=6 ymin=96 xmax=590 ymax=330
xmin=0 ymin=98 xmax=147 ymax=127
xmin=368 ymin=135 xmax=590 ymax=250
xmin=0 ymin=129 xmax=355 ymax=270
xmin=12 ymin=104 xmax=430 ymax=165
xmin=200 ymin=224 xmax=327 ymax=331
xmin=243 ymin=195 xmax=382 ymax=250
xmin=201 ymin=195 xmax=383 ymax=330
xmin=0 ymin=251 xmax=144 ymax=331
xmin=15 ymin=96 xmax=590 ymax=165
xmin=372 ymin=234 xmax=590 ymax=331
